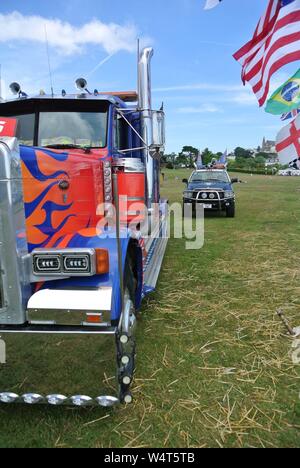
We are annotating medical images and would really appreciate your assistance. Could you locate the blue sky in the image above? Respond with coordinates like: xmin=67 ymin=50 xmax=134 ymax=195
xmin=0 ymin=0 xmax=298 ymax=153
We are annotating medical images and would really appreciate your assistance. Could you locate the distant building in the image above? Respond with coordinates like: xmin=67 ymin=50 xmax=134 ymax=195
xmin=265 ymin=155 xmax=279 ymax=167
xmin=262 ymin=137 xmax=276 ymax=154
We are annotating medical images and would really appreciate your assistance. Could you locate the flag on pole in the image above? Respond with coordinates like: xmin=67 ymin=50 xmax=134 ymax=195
xmin=217 ymin=149 xmax=228 ymax=166
xmin=234 ymin=0 xmax=300 ymax=107
xmin=204 ymin=0 xmax=222 ymax=10
xmin=196 ymin=152 xmax=204 ymax=169
xmin=281 ymin=108 xmax=300 ymax=120
xmin=276 ymin=113 xmax=300 ymax=166
xmin=266 ymin=69 xmax=300 ymax=115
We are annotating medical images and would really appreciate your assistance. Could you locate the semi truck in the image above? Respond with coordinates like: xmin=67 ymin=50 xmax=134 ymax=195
xmin=0 ymin=47 xmax=168 ymax=406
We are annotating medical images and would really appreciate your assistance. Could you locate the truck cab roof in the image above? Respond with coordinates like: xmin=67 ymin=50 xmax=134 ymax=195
xmin=0 ymin=92 xmax=135 ymax=113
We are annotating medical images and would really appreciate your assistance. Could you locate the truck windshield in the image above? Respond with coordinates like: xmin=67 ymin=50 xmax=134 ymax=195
xmin=38 ymin=111 xmax=107 ymax=148
xmin=190 ymin=171 xmax=230 ymax=183
xmin=13 ymin=110 xmax=108 ymax=148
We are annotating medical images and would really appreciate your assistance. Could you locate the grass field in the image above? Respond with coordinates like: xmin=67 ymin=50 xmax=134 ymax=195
xmin=1 ymin=170 xmax=300 ymax=448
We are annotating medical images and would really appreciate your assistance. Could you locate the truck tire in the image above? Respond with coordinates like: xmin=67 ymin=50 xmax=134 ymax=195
xmin=226 ymin=204 xmax=235 ymax=218
xmin=124 ymin=251 xmax=138 ymax=304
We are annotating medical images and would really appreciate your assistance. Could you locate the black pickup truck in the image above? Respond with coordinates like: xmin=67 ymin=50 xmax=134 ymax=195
xmin=182 ymin=169 xmax=238 ymax=217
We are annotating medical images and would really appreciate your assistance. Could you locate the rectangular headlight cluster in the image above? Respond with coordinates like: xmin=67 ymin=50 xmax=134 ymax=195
xmin=32 ymin=249 xmax=96 ymax=276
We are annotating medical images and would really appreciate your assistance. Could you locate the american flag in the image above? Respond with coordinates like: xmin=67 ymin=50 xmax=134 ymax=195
xmin=234 ymin=0 xmax=300 ymax=107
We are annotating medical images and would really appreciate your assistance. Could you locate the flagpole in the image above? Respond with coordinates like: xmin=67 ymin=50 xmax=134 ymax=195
xmin=0 ymin=65 xmax=2 ymax=102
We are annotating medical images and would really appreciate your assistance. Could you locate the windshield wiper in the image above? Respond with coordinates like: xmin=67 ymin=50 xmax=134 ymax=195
xmin=205 ymin=179 xmax=225 ymax=182
xmin=43 ymin=144 xmax=92 ymax=153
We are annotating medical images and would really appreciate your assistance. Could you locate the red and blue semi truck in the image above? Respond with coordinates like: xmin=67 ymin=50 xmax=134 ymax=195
xmin=0 ymin=47 xmax=168 ymax=406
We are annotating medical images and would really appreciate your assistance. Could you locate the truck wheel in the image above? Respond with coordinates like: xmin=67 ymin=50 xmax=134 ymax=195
xmin=226 ymin=205 xmax=235 ymax=218
xmin=117 ymin=254 xmax=138 ymax=404
xmin=117 ymin=286 xmax=136 ymax=404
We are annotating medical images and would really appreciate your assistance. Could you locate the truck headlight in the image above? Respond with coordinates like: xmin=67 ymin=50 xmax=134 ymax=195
xmin=63 ymin=254 xmax=90 ymax=273
xmin=33 ymin=255 xmax=61 ymax=273
xmin=224 ymin=191 xmax=234 ymax=198
xmin=184 ymin=191 xmax=193 ymax=198
xmin=32 ymin=248 xmax=109 ymax=276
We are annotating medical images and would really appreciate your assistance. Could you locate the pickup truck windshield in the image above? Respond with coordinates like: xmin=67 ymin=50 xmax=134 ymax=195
xmin=190 ymin=171 xmax=230 ymax=183
xmin=14 ymin=111 xmax=108 ymax=148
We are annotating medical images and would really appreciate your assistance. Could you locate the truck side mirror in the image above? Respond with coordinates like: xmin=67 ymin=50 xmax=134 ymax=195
xmin=151 ymin=110 xmax=165 ymax=149
xmin=182 ymin=178 xmax=188 ymax=184
xmin=231 ymin=178 xmax=239 ymax=184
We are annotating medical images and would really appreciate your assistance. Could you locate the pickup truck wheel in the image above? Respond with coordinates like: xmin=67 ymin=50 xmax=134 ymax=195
xmin=226 ymin=204 xmax=235 ymax=218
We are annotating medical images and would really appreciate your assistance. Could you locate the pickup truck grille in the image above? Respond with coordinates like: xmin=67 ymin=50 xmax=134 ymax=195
xmin=193 ymin=191 xmax=225 ymax=200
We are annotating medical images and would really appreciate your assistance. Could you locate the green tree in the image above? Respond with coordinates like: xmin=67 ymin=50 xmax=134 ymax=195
xmin=201 ymin=148 xmax=214 ymax=166
xmin=181 ymin=146 xmax=199 ymax=168
xmin=255 ymin=152 xmax=269 ymax=160
xmin=255 ymin=155 xmax=267 ymax=165
xmin=177 ymin=153 xmax=189 ymax=166
xmin=234 ymin=147 xmax=253 ymax=159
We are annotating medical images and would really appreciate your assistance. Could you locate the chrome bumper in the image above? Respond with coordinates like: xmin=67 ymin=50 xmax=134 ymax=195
xmin=26 ymin=287 xmax=112 ymax=327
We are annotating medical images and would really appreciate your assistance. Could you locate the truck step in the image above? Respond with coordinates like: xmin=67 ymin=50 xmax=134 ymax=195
xmin=143 ymin=235 xmax=168 ymax=291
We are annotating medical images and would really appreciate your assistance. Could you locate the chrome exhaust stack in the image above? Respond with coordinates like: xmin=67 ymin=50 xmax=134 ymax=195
xmin=0 ymin=138 xmax=31 ymax=325
xmin=138 ymin=47 xmax=158 ymax=208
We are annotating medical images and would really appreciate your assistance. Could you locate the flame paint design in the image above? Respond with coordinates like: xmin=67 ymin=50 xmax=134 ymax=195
xmin=21 ymin=146 xmax=69 ymax=181
xmin=20 ymin=146 xmax=105 ymax=252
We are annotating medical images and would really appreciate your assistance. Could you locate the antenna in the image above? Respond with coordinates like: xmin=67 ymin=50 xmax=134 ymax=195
xmin=137 ymin=38 xmax=140 ymax=108
xmin=44 ymin=24 xmax=54 ymax=97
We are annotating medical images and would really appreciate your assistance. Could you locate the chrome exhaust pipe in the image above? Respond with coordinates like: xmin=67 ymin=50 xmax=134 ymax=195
xmin=138 ymin=47 xmax=158 ymax=209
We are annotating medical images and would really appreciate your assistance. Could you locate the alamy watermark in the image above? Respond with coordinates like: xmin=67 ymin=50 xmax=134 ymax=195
xmin=95 ymin=198 xmax=205 ymax=250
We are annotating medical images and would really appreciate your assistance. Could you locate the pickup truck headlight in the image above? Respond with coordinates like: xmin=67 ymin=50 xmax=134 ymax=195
xmin=224 ymin=190 xmax=234 ymax=199
xmin=184 ymin=191 xmax=193 ymax=198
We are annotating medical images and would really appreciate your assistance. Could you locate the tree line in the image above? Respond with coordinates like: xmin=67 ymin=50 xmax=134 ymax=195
xmin=162 ymin=146 xmax=279 ymax=171
xmin=162 ymin=146 xmax=224 ymax=169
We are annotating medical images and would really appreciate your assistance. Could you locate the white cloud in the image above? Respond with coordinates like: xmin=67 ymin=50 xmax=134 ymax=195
xmin=231 ymin=92 xmax=258 ymax=106
xmin=153 ymin=83 xmax=243 ymax=93
xmin=0 ymin=11 xmax=142 ymax=56
xmin=177 ymin=103 xmax=223 ymax=114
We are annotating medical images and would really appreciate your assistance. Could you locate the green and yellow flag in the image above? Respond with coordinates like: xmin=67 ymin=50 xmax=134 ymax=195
xmin=265 ymin=69 xmax=300 ymax=115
